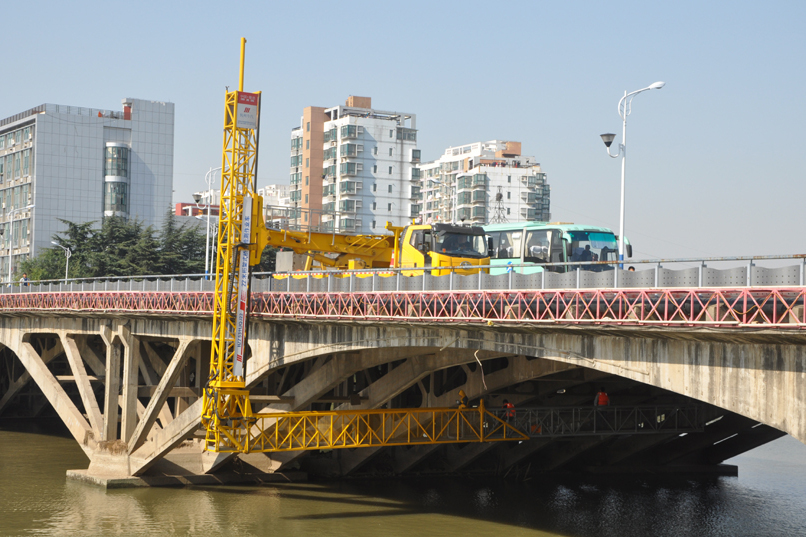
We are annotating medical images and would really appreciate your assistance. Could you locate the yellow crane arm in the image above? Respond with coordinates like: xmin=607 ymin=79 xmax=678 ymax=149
xmin=259 ymin=227 xmax=400 ymax=269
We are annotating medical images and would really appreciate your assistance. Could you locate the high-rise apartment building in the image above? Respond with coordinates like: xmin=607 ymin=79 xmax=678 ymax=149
xmin=289 ymin=96 xmax=419 ymax=233
xmin=418 ymin=140 xmax=550 ymax=225
xmin=0 ymin=98 xmax=174 ymax=279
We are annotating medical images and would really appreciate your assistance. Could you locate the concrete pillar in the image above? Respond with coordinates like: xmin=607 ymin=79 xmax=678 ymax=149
xmin=100 ymin=325 xmax=121 ymax=442
xmin=119 ymin=326 xmax=140 ymax=444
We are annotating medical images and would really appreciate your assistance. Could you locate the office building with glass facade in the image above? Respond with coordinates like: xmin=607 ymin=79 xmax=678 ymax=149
xmin=0 ymin=98 xmax=174 ymax=279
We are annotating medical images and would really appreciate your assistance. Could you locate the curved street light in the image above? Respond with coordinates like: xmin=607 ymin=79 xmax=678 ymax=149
xmin=193 ymin=167 xmax=221 ymax=279
xmin=51 ymin=241 xmax=71 ymax=283
xmin=600 ymin=81 xmax=665 ymax=262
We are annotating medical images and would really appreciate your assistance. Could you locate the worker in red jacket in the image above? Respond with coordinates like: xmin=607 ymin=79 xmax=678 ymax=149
xmin=594 ymin=387 xmax=610 ymax=407
xmin=502 ymin=399 xmax=515 ymax=421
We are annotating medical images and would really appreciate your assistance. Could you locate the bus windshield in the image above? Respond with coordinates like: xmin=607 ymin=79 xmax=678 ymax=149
xmin=568 ymin=231 xmax=619 ymax=267
xmin=434 ymin=232 xmax=487 ymax=257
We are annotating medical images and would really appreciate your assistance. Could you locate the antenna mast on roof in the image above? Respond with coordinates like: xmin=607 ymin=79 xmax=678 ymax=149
xmin=489 ymin=186 xmax=508 ymax=224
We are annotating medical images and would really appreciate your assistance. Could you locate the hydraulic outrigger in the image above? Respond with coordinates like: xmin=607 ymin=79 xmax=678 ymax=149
xmin=201 ymin=39 xmax=525 ymax=454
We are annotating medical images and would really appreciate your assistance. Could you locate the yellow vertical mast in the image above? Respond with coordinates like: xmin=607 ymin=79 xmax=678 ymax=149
xmin=201 ymin=38 xmax=265 ymax=452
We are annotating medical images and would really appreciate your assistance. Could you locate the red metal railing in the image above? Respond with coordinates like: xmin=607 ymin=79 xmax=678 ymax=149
xmin=0 ymin=288 xmax=804 ymax=328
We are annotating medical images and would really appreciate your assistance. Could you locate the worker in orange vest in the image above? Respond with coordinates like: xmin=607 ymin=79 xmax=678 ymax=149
xmin=502 ymin=399 xmax=515 ymax=421
xmin=458 ymin=389 xmax=468 ymax=409
xmin=594 ymin=387 xmax=610 ymax=406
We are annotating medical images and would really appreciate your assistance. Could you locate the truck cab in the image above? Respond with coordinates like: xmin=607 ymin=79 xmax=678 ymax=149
xmin=398 ymin=223 xmax=490 ymax=276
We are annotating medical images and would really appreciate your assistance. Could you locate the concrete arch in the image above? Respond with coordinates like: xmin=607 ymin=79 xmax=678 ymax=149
xmin=245 ymin=320 xmax=806 ymax=444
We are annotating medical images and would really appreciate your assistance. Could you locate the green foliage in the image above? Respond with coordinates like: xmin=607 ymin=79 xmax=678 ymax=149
xmin=20 ymin=213 xmax=208 ymax=281
xmin=254 ymin=246 xmax=280 ymax=273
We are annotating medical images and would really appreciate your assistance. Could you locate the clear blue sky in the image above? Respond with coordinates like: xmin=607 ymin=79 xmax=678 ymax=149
xmin=4 ymin=1 xmax=804 ymax=258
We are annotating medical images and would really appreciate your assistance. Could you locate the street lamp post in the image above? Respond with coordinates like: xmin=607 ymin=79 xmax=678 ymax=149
xmin=600 ymin=81 xmax=665 ymax=261
xmin=6 ymin=204 xmax=34 ymax=284
xmin=51 ymin=241 xmax=71 ymax=283
xmin=194 ymin=167 xmax=221 ymax=278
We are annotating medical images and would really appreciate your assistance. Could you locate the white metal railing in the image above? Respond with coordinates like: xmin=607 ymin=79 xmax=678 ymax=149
xmin=4 ymin=254 xmax=805 ymax=295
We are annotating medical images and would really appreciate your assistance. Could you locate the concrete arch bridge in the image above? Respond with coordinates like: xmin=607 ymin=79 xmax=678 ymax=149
xmin=0 ymin=284 xmax=802 ymax=485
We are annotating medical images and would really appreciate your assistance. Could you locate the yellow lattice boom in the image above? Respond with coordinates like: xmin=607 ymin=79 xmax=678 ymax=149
xmin=209 ymin=400 xmax=528 ymax=454
xmin=201 ymin=38 xmax=261 ymax=452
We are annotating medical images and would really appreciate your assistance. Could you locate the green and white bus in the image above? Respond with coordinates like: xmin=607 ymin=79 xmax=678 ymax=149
xmin=483 ymin=222 xmax=630 ymax=275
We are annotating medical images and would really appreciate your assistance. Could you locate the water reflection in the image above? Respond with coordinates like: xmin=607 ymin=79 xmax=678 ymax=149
xmin=2 ymin=420 xmax=805 ymax=537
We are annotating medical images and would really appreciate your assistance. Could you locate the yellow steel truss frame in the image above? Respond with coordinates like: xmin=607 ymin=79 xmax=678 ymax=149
xmin=200 ymin=39 xmax=524 ymax=456
xmin=201 ymin=38 xmax=259 ymax=452
xmin=210 ymin=400 xmax=528 ymax=454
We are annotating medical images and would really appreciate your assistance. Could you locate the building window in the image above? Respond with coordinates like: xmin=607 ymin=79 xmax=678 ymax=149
xmin=305 ymin=194 xmax=308 ymax=203
xmin=507 ymin=208 xmax=511 ymax=215
xmin=306 ymin=140 xmax=310 ymax=149
xmin=105 ymin=146 xmax=128 ymax=177
xmin=305 ymin=176 xmax=309 ymax=185
xmin=305 ymin=158 xmax=309 ymax=168
xmin=372 ymin=220 xmax=376 ymax=229
xmin=373 ymin=184 xmax=377 ymax=192
xmin=104 ymin=182 xmax=128 ymax=213
xmin=507 ymin=175 xmax=511 ymax=183
xmin=507 ymin=191 xmax=511 ymax=200
xmin=388 ymin=185 xmax=393 ymax=193
xmin=372 ymin=202 xmax=377 ymax=210
xmin=374 ymin=146 xmax=378 ymax=156
xmin=306 ymin=122 xmax=310 ymax=132
xmin=389 ymin=130 xmax=393 ymax=138
xmin=373 ymin=165 xmax=377 ymax=173
xmin=389 ymin=148 xmax=393 ymax=157
xmin=388 ymin=203 xmax=392 ymax=211
xmin=388 ymin=166 xmax=392 ymax=174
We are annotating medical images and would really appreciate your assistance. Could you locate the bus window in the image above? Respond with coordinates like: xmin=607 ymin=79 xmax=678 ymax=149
xmin=497 ymin=231 xmax=521 ymax=259
xmin=567 ymin=231 xmax=618 ymax=271
xmin=487 ymin=232 xmax=501 ymax=258
xmin=524 ymin=230 xmax=551 ymax=263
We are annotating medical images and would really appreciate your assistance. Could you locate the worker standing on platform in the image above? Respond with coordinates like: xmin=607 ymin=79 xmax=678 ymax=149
xmin=458 ymin=389 xmax=468 ymax=409
xmin=594 ymin=387 xmax=610 ymax=406
xmin=502 ymin=399 xmax=515 ymax=422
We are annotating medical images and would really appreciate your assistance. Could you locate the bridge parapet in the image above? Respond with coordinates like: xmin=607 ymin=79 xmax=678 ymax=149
xmin=0 ymin=287 xmax=803 ymax=329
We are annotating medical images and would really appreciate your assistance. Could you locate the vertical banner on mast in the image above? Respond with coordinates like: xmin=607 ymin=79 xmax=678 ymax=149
xmin=233 ymin=195 xmax=252 ymax=378
xmin=237 ymin=92 xmax=259 ymax=129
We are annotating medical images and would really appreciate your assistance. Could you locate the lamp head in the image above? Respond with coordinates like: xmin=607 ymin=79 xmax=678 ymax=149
xmin=600 ymin=133 xmax=616 ymax=148
xmin=192 ymin=193 xmax=202 ymax=203
xmin=649 ymin=81 xmax=665 ymax=90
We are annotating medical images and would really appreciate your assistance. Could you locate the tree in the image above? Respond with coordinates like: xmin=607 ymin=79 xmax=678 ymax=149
xmin=157 ymin=209 xmax=206 ymax=275
xmin=20 ymin=213 xmax=207 ymax=281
